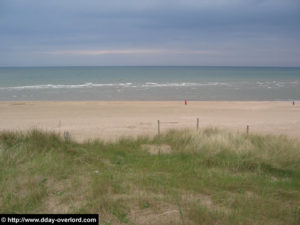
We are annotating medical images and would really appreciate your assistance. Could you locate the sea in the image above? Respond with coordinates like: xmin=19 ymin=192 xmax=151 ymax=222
xmin=0 ymin=66 xmax=299 ymax=101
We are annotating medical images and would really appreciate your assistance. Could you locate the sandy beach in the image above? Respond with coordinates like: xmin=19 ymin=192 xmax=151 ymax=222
xmin=0 ymin=101 xmax=299 ymax=141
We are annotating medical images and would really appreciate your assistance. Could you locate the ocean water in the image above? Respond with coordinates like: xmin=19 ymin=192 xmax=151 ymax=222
xmin=0 ymin=66 xmax=299 ymax=101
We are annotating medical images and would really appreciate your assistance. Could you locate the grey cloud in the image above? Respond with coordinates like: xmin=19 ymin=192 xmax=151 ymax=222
xmin=0 ymin=0 xmax=299 ymax=66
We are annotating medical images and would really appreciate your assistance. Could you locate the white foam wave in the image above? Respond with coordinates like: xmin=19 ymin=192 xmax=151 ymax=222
xmin=256 ymin=80 xmax=299 ymax=88
xmin=2 ymin=80 xmax=299 ymax=91
xmin=0 ymin=82 xmax=133 ymax=90
xmin=141 ymin=82 xmax=230 ymax=87
xmin=0 ymin=82 xmax=230 ymax=90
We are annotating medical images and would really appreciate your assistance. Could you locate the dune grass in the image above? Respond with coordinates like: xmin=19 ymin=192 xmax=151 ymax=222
xmin=0 ymin=128 xmax=300 ymax=225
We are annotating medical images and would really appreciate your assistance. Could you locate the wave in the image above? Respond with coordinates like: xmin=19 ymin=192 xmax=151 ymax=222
xmin=0 ymin=82 xmax=133 ymax=90
xmin=1 ymin=81 xmax=299 ymax=90
xmin=141 ymin=82 xmax=230 ymax=87
xmin=256 ymin=81 xmax=299 ymax=88
xmin=0 ymin=82 xmax=230 ymax=90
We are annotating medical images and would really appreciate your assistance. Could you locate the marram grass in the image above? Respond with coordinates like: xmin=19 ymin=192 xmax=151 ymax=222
xmin=0 ymin=128 xmax=300 ymax=225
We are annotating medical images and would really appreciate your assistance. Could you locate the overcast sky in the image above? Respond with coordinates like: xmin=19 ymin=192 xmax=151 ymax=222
xmin=0 ymin=0 xmax=299 ymax=66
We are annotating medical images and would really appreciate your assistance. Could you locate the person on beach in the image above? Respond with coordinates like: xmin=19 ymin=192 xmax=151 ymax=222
xmin=292 ymin=100 xmax=295 ymax=106
xmin=185 ymin=99 xmax=187 ymax=105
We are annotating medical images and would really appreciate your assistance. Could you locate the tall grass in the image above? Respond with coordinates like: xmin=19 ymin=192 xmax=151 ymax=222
xmin=0 ymin=128 xmax=299 ymax=225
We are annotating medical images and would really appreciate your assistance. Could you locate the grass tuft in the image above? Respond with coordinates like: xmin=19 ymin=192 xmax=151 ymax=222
xmin=0 ymin=128 xmax=300 ymax=224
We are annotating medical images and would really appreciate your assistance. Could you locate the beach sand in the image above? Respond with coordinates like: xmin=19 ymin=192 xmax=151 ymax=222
xmin=0 ymin=101 xmax=299 ymax=141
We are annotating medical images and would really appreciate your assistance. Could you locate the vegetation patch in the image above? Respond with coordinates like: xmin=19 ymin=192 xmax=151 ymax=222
xmin=0 ymin=128 xmax=300 ymax=225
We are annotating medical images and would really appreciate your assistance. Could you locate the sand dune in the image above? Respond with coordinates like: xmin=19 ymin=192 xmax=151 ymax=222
xmin=0 ymin=101 xmax=299 ymax=141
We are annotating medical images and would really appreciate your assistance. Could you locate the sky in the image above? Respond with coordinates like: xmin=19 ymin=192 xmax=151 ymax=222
xmin=0 ymin=0 xmax=299 ymax=67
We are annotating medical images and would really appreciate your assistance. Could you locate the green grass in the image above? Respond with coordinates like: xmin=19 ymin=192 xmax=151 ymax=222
xmin=0 ymin=128 xmax=300 ymax=225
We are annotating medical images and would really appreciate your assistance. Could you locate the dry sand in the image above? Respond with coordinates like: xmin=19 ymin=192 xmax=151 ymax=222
xmin=0 ymin=101 xmax=299 ymax=141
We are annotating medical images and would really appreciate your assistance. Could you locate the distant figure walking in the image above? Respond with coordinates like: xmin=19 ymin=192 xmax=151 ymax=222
xmin=185 ymin=99 xmax=187 ymax=105
xmin=292 ymin=100 xmax=295 ymax=106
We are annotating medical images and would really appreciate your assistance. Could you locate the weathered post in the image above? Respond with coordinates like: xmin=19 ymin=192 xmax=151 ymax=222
xmin=64 ymin=131 xmax=70 ymax=142
xmin=157 ymin=120 xmax=160 ymax=136
xmin=197 ymin=118 xmax=199 ymax=130
xmin=246 ymin=125 xmax=250 ymax=135
xmin=157 ymin=120 xmax=161 ymax=155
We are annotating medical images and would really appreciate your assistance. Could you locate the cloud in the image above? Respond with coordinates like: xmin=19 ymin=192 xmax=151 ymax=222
xmin=46 ymin=49 xmax=221 ymax=56
xmin=0 ymin=0 xmax=299 ymax=66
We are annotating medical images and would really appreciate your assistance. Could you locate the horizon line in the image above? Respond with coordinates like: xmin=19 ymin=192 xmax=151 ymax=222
xmin=1 ymin=65 xmax=300 ymax=68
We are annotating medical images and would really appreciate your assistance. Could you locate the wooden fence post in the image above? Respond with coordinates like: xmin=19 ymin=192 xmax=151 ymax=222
xmin=64 ymin=131 xmax=70 ymax=142
xmin=197 ymin=118 xmax=199 ymax=130
xmin=246 ymin=125 xmax=250 ymax=135
xmin=157 ymin=120 xmax=160 ymax=136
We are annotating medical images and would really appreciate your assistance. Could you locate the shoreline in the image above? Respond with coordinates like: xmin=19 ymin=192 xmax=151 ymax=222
xmin=1 ymin=101 xmax=299 ymax=141
xmin=0 ymin=99 xmax=298 ymax=101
